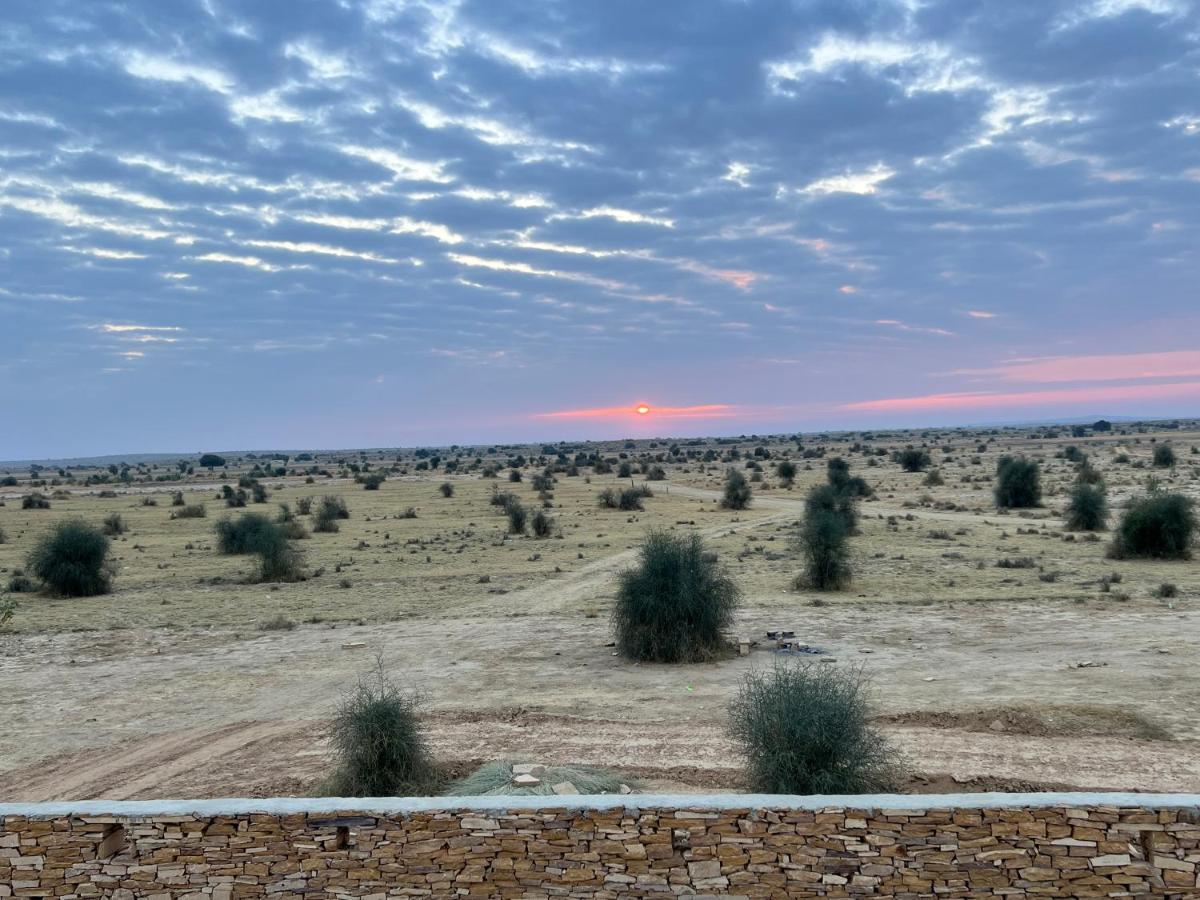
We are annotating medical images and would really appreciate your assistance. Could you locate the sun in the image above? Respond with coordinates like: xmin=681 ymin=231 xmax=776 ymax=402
xmin=635 ymin=404 xmax=651 ymax=415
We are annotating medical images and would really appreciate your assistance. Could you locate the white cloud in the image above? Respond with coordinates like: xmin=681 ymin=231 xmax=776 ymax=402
xmin=123 ymin=52 xmax=234 ymax=94
xmin=243 ymin=238 xmax=408 ymax=264
xmin=801 ymin=164 xmax=895 ymax=196
xmin=193 ymin=252 xmax=281 ymax=271
xmin=339 ymin=145 xmax=454 ymax=183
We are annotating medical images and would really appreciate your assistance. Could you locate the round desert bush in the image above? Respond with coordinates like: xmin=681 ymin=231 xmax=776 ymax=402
xmin=21 ymin=492 xmax=50 ymax=510
xmin=729 ymin=662 xmax=899 ymax=794
xmin=721 ymin=468 xmax=752 ymax=510
xmin=1109 ymin=492 xmax=1195 ymax=560
xmin=1153 ymin=443 xmax=1176 ymax=468
xmin=439 ymin=482 xmax=454 ymax=498
xmin=102 ymin=513 xmax=127 ymax=536
xmin=171 ymin=491 xmax=185 ymax=507
xmin=531 ymin=509 xmax=553 ymax=537
xmin=894 ymin=448 xmax=931 ymax=472
xmin=612 ymin=530 xmax=740 ymax=663
xmin=296 ymin=497 xmax=313 ymax=515
xmin=170 ymin=503 xmax=206 ymax=519
xmin=27 ymin=519 xmax=112 ymax=597
xmin=214 ymin=513 xmax=279 ymax=554
xmin=1065 ymin=482 xmax=1108 ymax=532
xmin=797 ymin=501 xmax=852 ymax=591
xmin=776 ymin=460 xmax=797 ymax=486
xmin=994 ymin=456 xmax=1041 ymax=508
xmin=324 ymin=664 xmax=436 ymax=797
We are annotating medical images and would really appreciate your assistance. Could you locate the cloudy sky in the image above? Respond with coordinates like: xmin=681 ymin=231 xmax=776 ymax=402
xmin=3 ymin=0 xmax=1200 ymax=457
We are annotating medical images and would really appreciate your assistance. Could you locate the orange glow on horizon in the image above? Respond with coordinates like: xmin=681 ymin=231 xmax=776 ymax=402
xmin=535 ymin=403 xmax=735 ymax=420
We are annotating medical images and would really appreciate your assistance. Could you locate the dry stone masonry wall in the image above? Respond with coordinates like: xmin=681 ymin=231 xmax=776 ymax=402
xmin=2 ymin=793 xmax=1199 ymax=898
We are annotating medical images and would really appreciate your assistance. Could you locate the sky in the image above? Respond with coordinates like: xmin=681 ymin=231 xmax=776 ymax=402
xmin=2 ymin=0 xmax=1200 ymax=458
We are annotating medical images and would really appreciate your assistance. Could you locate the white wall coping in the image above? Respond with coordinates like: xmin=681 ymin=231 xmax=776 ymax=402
xmin=2 ymin=792 xmax=1198 ymax=820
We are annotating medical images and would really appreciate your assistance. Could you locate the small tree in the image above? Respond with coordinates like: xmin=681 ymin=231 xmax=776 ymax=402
xmin=994 ymin=456 xmax=1041 ymax=508
xmin=729 ymin=663 xmax=899 ymax=794
xmin=612 ymin=530 xmax=740 ymax=663
xmin=798 ymin=504 xmax=851 ymax=590
xmin=721 ymin=468 xmax=752 ymax=510
xmin=199 ymin=453 xmax=225 ymax=469
xmin=827 ymin=457 xmax=871 ymax=497
xmin=324 ymin=663 xmax=436 ymax=797
xmin=1065 ymin=482 xmax=1107 ymax=531
xmin=27 ymin=519 xmax=112 ymax=596
xmin=1109 ymin=493 xmax=1195 ymax=560
xmin=895 ymin=448 xmax=930 ymax=472
xmin=1153 ymin=444 xmax=1176 ymax=468
xmin=776 ymin=460 xmax=797 ymax=487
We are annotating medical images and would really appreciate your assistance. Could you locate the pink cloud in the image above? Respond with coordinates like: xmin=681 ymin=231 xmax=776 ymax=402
xmin=843 ymin=380 xmax=1200 ymax=413
xmin=950 ymin=349 xmax=1200 ymax=383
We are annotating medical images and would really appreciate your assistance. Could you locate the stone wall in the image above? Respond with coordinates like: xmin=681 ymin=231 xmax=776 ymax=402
xmin=2 ymin=793 xmax=1199 ymax=898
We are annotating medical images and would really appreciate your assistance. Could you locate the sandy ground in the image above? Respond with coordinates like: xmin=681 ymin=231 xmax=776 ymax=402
xmin=1 ymin=431 xmax=1198 ymax=799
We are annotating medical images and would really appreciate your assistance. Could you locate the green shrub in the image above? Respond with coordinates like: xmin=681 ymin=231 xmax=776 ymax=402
xmin=323 ymin=664 xmax=436 ymax=797
xmin=645 ymin=465 xmax=666 ymax=481
xmin=776 ymin=460 xmax=797 ymax=486
xmin=296 ymin=497 xmax=313 ymax=515
xmin=314 ymin=495 xmax=349 ymax=532
xmin=729 ymin=663 xmax=899 ymax=794
xmin=894 ymin=448 xmax=930 ymax=472
xmin=1065 ymin=482 xmax=1107 ymax=531
xmin=439 ymin=482 xmax=454 ymax=498
xmin=994 ymin=456 xmax=1041 ymax=508
xmin=612 ymin=530 xmax=740 ymax=663
xmin=360 ymin=473 xmax=386 ymax=490
xmin=721 ymin=468 xmax=752 ymax=510
xmin=805 ymin=483 xmax=857 ymax=531
xmin=827 ymin=458 xmax=872 ymax=498
xmin=215 ymin=513 xmax=278 ymax=554
xmin=797 ymin=499 xmax=852 ymax=591
xmin=170 ymin=504 xmax=207 ymax=519
xmin=531 ymin=509 xmax=553 ymax=537
xmin=505 ymin=499 xmax=527 ymax=534
xmin=1109 ymin=493 xmax=1195 ymax=560
xmin=1153 ymin=444 xmax=1176 ymax=468
xmin=171 ymin=491 xmax=186 ymax=507
xmin=21 ymin=492 xmax=50 ymax=510
xmin=102 ymin=513 xmax=127 ymax=536
xmin=27 ymin=519 xmax=112 ymax=597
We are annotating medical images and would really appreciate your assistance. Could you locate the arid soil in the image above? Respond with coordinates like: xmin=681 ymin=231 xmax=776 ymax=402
xmin=1 ymin=427 xmax=1197 ymax=799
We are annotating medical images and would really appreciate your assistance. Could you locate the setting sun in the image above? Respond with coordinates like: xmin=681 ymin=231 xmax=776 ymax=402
xmin=635 ymin=404 xmax=651 ymax=415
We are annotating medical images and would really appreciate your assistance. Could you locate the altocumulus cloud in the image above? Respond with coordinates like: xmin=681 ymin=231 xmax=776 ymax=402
xmin=2 ymin=0 xmax=1200 ymax=455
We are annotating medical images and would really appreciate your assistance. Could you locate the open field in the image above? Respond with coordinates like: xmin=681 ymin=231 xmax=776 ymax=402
xmin=2 ymin=423 xmax=1198 ymax=799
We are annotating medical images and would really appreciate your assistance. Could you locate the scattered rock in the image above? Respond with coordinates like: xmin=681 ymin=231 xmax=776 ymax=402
xmin=550 ymin=781 xmax=579 ymax=795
